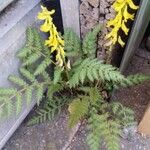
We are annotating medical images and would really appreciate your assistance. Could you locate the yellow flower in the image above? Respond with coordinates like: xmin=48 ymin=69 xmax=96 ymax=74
xmin=123 ymin=5 xmax=134 ymax=22
xmin=40 ymin=19 xmax=52 ymax=32
xmin=121 ymin=20 xmax=129 ymax=35
xmin=113 ymin=1 xmax=126 ymax=12
xmin=37 ymin=5 xmax=65 ymax=67
xmin=127 ymin=0 xmax=139 ymax=10
xmin=118 ymin=36 xmax=125 ymax=47
xmin=106 ymin=0 xmax=139 ymax=47
xmin=38 ymin=6 xmax=55 ymax=20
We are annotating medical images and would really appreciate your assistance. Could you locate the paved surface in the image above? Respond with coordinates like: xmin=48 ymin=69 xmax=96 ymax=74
xmin=2 ymin=48 xmax=150 ymax=150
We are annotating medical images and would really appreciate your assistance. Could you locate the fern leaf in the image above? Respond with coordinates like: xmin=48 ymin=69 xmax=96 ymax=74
xmin=32 ymin=28 xmax=43 ymax=51
xmin=26 ymin=27 xmax=35 ymax=46
xmin=22 ymin=53 xmax=41 ymax=66
xmin=20 ymin=68 xmax=36 ymax=82
xmin=47 ymin=83 xmax=63 ymax=99
xmin=17 ymin=27 xmax=35 ymax=59
xmin=17 ymin=47 xmax=32 ymax=59
xmin=41 ymin=71 xmax=51 ymax=81
xmin=111 ymin=102 xmax=135 ymax=126
xmin=53 ymin=66 xmax=63 ymax=84
xmin=4 ymin=98 xmax=13 ymax=116
xmin=80 ymin=68 xmax=87 ymax=84
xmin=87 ymin=108 xmax=101 ymax=150
xmin=34 ymin=58 xmax=51 ymax=76
xmin=82 ymin=25 xmax=101 ymax=57
xmin=28 ymin=96 xmax=68 ymax=125
xmin=36 ymin=84 xmax=44 ymax=106
xmin=16 ymin=94 xmax=22 ymax=115
xmin=64 ymin=28 xmax=81 ymax=57
xmin=126 ymin=74 xmax=150 ymax=86
xmin=69 ymin=58 xmax=126 ymax=87
xmin=89 ymin=87 xmax=102 ymax=105
xmin=26 ymin=87 xmax=33 ymax=106
xmin=8 ymin=75 xmax=27 ymax=87
xmin=0 ymin=88 xmax=17 ymax=95
xmin=68 ymin=98 xmax=89 ymax=128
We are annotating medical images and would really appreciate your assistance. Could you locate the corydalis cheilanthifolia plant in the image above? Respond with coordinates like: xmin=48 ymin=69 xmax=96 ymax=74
xmin=106 ymin=0 xmax=139 ymax=47
xmin=0 ymin=6 xmax=150 ymax=150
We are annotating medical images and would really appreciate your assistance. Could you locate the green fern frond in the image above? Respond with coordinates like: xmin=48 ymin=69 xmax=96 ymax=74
xmin=87 ymin=108 xmax=121 ymax=150
xmin=103 ymin=120 xmax=120 ymax=150
xmin=0 ymin=88 xmax=17 ymax=95
xmin=111 ymin=102 xmax=134 ymax=126
xmin=36 ymin=84 xmax=44 ymax=106
xmin=47 ymin=83 xmax=63 ymax=99
xmin=87 ymin=108 xmax=102 ymax=150
xmin=26 ymin=27 xmax=35 ymax=46
xmin=41 ymin=71 xmax=51 ymax=81
xmin=16 ymin=94 xmax=22 ymax=115
xmin=53 ymin=66 xmax=63 ymax=84
xmin=113 ymin=74 xmax=150 ymax=89
xmin=28 ymin=96 xmax=68 ymax=125
xmin=26 ymin=86 xmax=33 ymax=106
xmin=82 ymin=24 xmax=102 ymax=57
xmin=20 ymin=68 xmax=36 ymax=83
xmin=89 ymin=87 xmax=102 ymax=105
xmin=64 ymin=28 xmax=81 ymax=57
xmin=126 ymin=74 xmax=150 ymax=86
xmin=34 ymin=58 xmax=52 ymax=76
xmin=17 ymin=27 xmax=35 ymax=59
xmin=69 ymin=58 xmax=125 ymax=87
xmin=22 ymin=53 xmax=41 ymax=66
xmin=4 ymin=98 xmax=13 ymax=116
xmin=68 ymin=98 xmax=89 ymax=128
xmin=8 ymin=75 xmax=27 ymax=87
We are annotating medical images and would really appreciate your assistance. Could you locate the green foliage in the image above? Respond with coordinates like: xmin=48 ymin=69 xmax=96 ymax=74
xmin=87 ymin=99 xmax=134 ymax=150
xmin=0 ymin=28 xmax=51 ymax=117
xmin=28 ymin=96 xmax=69 ymax=125
xmin=82 ymin=24 xmax=102 ymax=57
xmin=87 ymin=108 xmax=102 ymax=150
xmin=68 ymin=98 xmax=89 ymax=128
xmin=64 ymin=28 xmax=81 ymax=57
xmin=53 ymin=66 xmax=63 ymax=84
xmin=69 ymin=58 xmax=125 ymax=87
xmin=17 ymin=27 xmax=52 ymax=76
xmin=0 ymin=24 xmax=150 ymax=150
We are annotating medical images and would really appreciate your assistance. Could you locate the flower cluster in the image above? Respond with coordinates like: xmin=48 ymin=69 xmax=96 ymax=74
xmin=106 ymin=0 xmax=139 ymax=47
xmin=38 ymin=6 xmax=65 ymax=66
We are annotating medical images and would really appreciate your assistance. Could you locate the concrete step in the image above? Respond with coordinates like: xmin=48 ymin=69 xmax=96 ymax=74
xmin=0 ymin=0 xmax=41 ymax=149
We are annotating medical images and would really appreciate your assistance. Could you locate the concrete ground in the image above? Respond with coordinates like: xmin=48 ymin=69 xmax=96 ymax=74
xmin=2 ymin=48 xmax=150 ymax=150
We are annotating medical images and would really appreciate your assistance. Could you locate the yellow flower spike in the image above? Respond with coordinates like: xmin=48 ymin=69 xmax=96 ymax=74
xmin=37 ymin=5 xmax=65 ymax=67
xmin=106 ymin=0 xmax=139 ymax=48
xmin=118 ymin=36 xmax=125 ymax=47
xmin=127 ymin=0 xmax=139 ymax=10
xmin=121 ymin=21 xmax=129 ymax=35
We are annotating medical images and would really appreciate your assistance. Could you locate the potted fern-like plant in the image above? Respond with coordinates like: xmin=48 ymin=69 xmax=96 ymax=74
xmin=0 ymin=6 xmax=150 ymax=150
